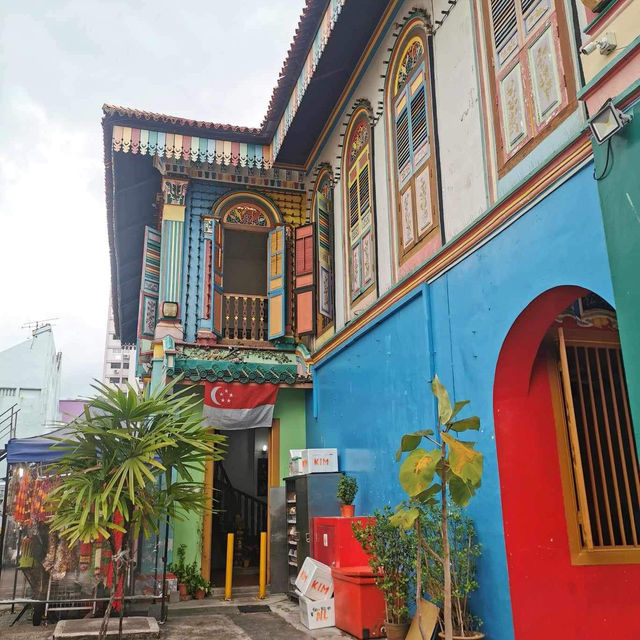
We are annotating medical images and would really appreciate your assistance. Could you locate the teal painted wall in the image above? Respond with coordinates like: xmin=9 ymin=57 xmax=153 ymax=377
xmin=593 ymin=101 xmax=640 ymax=455
xmin=273 ymin=388 xmax=307 ymax=484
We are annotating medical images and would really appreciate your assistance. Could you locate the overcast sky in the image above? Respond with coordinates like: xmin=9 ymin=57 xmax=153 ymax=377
xmin=0 ymin=0 xmax=306 ymax=398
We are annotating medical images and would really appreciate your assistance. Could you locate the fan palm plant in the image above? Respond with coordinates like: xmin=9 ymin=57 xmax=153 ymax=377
xmin=48 ymin=378 xmax=226 ymax=638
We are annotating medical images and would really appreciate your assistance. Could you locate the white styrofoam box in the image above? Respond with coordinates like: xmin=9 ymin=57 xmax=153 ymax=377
xmin=299 ymin=593 xmax=335 ymax=630
xmin=289 ymin=449 xmax=304 ymax=476
xmin=302 ymin=448 xmax=339 ymax=474
xmin=295 ymin=557 xmax=334 ymax=600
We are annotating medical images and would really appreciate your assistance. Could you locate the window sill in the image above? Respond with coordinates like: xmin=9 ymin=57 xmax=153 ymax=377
xmin=570 ymin=546 xmax=640 ymax=565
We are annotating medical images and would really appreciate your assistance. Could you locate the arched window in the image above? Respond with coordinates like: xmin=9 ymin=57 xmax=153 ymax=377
xmin=388 ymin=19 xmax=439 ymax=265
xmin=200 ymin=193 xmax=286 ymax=342
xmin=315 ymin=170 xmax=334 ymax=332
xmin=344 ymin=108 xmax=375 ymax=302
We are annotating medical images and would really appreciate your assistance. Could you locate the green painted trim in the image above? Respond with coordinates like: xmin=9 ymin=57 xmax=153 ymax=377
xmin=577 ymin=36 xmax=640 ymax=100
xmin=583 ymin=0 xmax=621 ymax=35
xmin=170 ymin=359 xmax=298 ymax=384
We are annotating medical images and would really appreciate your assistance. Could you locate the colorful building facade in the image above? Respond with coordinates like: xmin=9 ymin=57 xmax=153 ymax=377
xmin=103 ymin=1 xmax=640 ymax=637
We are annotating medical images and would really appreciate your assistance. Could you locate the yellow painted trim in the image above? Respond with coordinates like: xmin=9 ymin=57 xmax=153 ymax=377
xmin=152 ymin=342 xmax=164 ymax=359
xmin=396 ymin=35 xmax=426 ymax=93
xmin=410 ymin=70 xmax=424 ymax=95
xmin=163 ymin=204 xmax=186 ymax=222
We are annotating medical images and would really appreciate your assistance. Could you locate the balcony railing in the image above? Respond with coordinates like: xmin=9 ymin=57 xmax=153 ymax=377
xmin=223 ymin=293 xmax=268 ymax=342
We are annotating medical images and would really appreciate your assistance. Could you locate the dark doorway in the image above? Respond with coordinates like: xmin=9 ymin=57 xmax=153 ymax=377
xmin=210 ymin=428 xmax=269 ymax=587
xmin=223 ymin=230 xmax=267 ymax=296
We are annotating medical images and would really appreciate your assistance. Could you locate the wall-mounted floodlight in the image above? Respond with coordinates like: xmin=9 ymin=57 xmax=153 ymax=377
xmin=588 ymin=99 xmax=633 ymax=145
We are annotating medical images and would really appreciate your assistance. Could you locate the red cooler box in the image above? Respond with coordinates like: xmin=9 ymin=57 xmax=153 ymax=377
xmin=331 ymin=565 xmax=385 ymax=639
xmin=313 ymin=516 xmax=374 ymax=568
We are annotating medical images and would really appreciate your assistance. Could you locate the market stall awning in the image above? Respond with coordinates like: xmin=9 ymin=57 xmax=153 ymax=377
xmin=6 ymin=427 xmax=76 ymax=464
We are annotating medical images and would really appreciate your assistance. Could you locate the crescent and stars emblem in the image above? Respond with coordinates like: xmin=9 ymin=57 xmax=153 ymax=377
xmin=210 ymin=385 xmax=234 ymax=407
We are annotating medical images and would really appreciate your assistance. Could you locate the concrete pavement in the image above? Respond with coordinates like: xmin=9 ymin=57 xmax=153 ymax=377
xmin=0 ymin=594 xmax=354 ymax=640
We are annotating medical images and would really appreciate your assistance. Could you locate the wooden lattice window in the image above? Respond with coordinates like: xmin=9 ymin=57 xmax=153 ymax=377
xmin=389 ymin=21 xmax=440 ymax=264
xmin=551 ymin=326 xmax=640 ymax=564
xmin=484 ymin=0 xmax=576 ymax=174
xmin=345 ymin=110 xmax=375 ymax=302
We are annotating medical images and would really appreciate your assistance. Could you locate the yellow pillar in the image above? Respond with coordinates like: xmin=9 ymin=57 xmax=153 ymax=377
xmin=224 ymin=533 xmax=234 ymax=600
xmin=258 ymin=531 xmax=267 ymax=599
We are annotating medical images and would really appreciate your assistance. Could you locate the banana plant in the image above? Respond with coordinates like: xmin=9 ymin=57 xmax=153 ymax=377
xmin=390 ymin=375 xmax=483 ymax=640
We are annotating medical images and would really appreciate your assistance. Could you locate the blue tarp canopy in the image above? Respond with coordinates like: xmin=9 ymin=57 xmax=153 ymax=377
xmin=6 ymin=427 xmax=76 ymax=464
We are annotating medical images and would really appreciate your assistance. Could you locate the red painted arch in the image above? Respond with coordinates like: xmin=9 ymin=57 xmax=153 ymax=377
xmin=494 ymin=286 xmax=640 ymax=640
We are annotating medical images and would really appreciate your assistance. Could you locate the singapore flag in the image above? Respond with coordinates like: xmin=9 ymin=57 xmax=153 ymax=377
xmin=203 ymin=382 xmax=279 ymax=430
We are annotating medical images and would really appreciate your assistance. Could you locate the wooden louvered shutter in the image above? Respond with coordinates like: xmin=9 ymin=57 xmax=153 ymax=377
xmin=138 ymin=226 xmax=161 ymax=340
xmin=409 ymin=71 xmax=429 ymax=169
xmin=491 ymin=0 xmax=517 ymax=56
xmin=294 ymin=224 xmax=315 ymax=336
xmin=211 ymin=219 xmax=224 ymax=337
xmin=267 ymin=226 xmax=286 ymax=340
xmin=395 ymin=94 xmax=411 ymax=187
xmin=316 ymin=191 xmax=333 ymax=320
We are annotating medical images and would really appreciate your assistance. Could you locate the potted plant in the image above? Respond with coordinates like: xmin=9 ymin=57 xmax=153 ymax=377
xmin=190 ymin=573 xmax=211 ymax=600
xmin=168 ymin=544 xmax=189 ymax=599
xmin=391 ymin=375 xmax=484 ymax=640
xmin=336 ymin=473 xmax=358 ymax=517
xmin=420 ymin=506 xmax=483 ymax=639
xmin=352 ymin=507 xmax=414 ymax=640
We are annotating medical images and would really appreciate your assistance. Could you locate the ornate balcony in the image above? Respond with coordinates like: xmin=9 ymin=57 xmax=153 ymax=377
xmin=222 ymin=293 xmax=268 ymax=344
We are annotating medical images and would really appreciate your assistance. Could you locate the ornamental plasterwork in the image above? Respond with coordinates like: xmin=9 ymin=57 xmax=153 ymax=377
xmin=176 ymin=345 xmax=293 ymax=364
xmin=349 ymin=121 xmax=369 ymax=163
xmin=223 ymin=204 xmax=269 ymax=226
xmin=396 ymin=37 xmax=424 ymax=93
xmin=163 ymin=178 xmax=188 ymax=206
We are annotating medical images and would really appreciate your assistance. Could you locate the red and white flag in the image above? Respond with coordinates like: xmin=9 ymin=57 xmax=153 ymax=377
xmin=203 ymin=382 xmax=279 ymax=430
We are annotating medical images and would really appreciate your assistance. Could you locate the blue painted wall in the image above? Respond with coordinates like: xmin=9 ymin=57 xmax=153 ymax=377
xmin=306 ymin=165 xmax=614 ymax=640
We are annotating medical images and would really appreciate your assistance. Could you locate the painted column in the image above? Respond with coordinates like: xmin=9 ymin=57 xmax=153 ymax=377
xmin=156 ymin=177 xmax=189 ymax=341
xmin=592 ymin=103 xmax=640 ymax=456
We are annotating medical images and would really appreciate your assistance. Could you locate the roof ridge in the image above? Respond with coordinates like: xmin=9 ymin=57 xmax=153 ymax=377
xmin=102 ymin=104 xmax=261 ymax=134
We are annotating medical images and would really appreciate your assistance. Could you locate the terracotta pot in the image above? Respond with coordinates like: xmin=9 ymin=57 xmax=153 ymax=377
xmin=194 ymin=588 xmax=205 ymax=600
xmin=340 ymin=504 xmax=355 ymax=517
xmin=437 ymin=632 xmax=485 ymax=640
xmin=178 ymin=582 xmax=188 ymax=597
xmin=385 ymin=621 xmax=410 ymax=640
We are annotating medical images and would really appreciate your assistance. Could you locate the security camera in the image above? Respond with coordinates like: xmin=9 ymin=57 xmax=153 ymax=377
xmin=580 ymin=40 xmax=598 ymax=55
xmin=581 ymin=32 xmax=617 ymax=56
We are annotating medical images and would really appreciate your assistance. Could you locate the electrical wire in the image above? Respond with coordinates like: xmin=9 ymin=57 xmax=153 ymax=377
xmin=593 ymin=138 xmax=613 ymax=181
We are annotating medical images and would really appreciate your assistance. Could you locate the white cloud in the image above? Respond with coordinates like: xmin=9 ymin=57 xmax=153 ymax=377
xmin=0 ymin=0 xmax=306 ymax=397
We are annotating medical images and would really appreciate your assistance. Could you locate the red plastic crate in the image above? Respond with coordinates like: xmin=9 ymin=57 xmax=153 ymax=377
xmin=313 ymin=516 xmax=374 ymax=568
xmin=331 ymin=565 xmax=386 ymax=639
